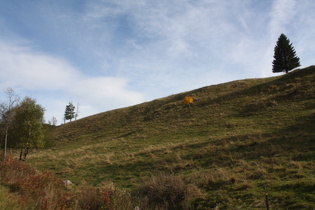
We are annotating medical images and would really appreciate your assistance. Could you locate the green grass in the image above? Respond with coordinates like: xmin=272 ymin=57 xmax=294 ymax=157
xmin=0 ymin=185 xmax=23 ymax=210
xmin=26 ymin=66 xmax=315 ymax=208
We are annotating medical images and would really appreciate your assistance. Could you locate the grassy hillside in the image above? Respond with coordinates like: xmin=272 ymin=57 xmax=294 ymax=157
xmin=28 ymin=66 xmax=315 ymax=209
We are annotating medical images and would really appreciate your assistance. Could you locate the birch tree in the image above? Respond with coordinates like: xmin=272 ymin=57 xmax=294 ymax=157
xmin=0 ymin=88 xmax=20 ymax=160
xmin=9 ymin=97 xmax=45 ymax=160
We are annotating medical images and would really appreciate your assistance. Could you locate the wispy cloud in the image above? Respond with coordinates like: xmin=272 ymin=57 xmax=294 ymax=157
xmin=79 ymin=0 xmax=315 ymax=93
xmin=269 ymin=0 xmax=297 ymax=38
xmin=0 ymin=41 xmax=76 ymax=90
xmin=0 ymin=40 xmax=144 ymax=122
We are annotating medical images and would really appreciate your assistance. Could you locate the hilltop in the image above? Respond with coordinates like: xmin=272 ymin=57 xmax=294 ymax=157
xmin=28 ymin=66 xmax=315 ymax=209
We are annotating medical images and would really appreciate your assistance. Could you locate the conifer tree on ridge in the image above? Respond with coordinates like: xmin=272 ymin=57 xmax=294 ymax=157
xmin=272 ymin=33 xmax=301 ymax=74
xmin=64 ymin=102 xmax=75 ymax=122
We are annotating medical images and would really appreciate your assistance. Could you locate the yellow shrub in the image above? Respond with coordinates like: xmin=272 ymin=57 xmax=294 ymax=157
xmin=183 ymin=96 xmax=193 ymax=104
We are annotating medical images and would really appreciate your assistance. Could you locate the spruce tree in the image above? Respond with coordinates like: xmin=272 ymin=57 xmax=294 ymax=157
xmin=272 ymin=33 xmax=300 ymax=73
xmin=64 ymin=102 xmax=75 ymax=122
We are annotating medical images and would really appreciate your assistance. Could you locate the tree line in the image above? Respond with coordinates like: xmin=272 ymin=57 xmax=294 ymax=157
xmin=0 ymin=89 xmax=80 ymax=161
xmin=0 ymin=88 xmax=49 ymax=161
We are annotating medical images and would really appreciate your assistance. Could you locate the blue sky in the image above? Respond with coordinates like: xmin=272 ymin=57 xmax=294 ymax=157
xmin=0 ymin=0 xmax=314 ymax=124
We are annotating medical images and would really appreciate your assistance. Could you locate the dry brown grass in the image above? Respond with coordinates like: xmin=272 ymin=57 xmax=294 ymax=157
xmin=0 ymin=185 xmax=23 ymax=210
xmin=135 ymin=173 xmax=203 ymax=209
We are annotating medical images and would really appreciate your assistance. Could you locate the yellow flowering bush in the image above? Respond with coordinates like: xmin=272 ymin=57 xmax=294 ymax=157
xmin=183 ymin=96 xmax=193 ymax=104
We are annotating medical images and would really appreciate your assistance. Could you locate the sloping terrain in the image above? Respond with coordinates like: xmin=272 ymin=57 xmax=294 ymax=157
xmin=29 ymin=66 xmax=315 ymax=208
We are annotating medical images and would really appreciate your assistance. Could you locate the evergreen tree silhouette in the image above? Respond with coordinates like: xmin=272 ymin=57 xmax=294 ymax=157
xmin=272 ymin=34 xmax=300 ymax=74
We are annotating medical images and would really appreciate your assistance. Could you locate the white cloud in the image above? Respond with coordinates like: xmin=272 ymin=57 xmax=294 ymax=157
xmin=0 ymin=41 xmax=76 ymax=90
xmin=269 ymin=0 xmax=297 ymax=38
xmin=70 ymin=77 xmax=144 ymax=109
xmin=0 ymin=39 xmax=144 ymax=123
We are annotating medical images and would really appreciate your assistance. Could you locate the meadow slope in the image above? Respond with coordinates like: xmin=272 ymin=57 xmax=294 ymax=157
xmin=28 ymin=66 xmax=315 ymax=209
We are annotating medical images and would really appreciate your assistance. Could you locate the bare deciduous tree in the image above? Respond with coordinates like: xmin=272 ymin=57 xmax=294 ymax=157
xmin=0 ymin=88 xmax=20 ymax=160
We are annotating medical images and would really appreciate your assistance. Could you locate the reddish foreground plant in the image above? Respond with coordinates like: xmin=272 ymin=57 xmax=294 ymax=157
xmin=0 ymin=157 xmax=113 ymax=209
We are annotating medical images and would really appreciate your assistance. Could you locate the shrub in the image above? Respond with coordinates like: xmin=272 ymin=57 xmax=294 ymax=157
xmin=0 ymin=157 xmax=115 ymax=209
xmin=0 ymin=157 xmax=37 ymax=185
xmin=110 ymin=189 xmax=135 ymax=209
xmin=135 ymin=173 xmax=202 ymax=209
xmin=183 ymin=96 xmax=194 ymax=105
xmin=0 ymin=157 xmax=64 ymax=209
xmin=78 ymin=187 xmax=111 ymax=209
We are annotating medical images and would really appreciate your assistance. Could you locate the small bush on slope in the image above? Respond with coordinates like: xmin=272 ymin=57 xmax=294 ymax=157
xmin=135 ymin=173 xmax=203 ymax=209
